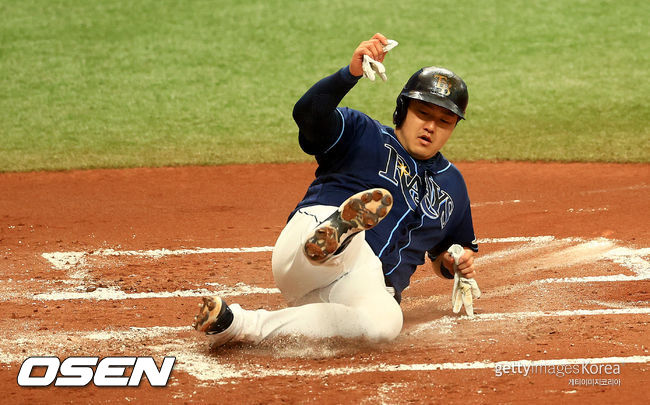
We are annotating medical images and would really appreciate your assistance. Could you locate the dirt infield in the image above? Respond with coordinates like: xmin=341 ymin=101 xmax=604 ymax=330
xmin=1 ymin=161 xmax=648 ymax=404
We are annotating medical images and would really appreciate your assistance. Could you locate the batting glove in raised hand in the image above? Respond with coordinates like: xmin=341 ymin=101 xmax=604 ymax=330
xmin=362 ymin=39 xmax=398 ymax=81
xmin=448 ymin=244 xmax=481 ymax=317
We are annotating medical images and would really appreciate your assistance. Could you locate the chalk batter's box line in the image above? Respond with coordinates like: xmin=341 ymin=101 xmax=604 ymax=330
xmin=202 ymin=355 xmax=650 ymax=380
xmin=42 ymin=235 xmax=650 ymax=263
xmin=41 ymin=236 xmax=555 ymax=270
xmin=40 ymin=235 xmax=650 ymax=284
xmin=32 ymin=234 xmax=649 ymax=303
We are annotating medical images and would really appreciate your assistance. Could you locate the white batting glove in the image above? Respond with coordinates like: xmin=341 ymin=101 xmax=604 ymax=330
xmin=448 ymin=244 xmax=481 ymax=317
xmin=362 ymin=39 xmax=398 ymax=82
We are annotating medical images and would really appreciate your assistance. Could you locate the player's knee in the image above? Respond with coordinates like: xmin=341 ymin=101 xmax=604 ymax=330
xmin=367 ymin=322 xmax=401 ymax=342
xmin=362 ymin=302 xmax=403 ymax=342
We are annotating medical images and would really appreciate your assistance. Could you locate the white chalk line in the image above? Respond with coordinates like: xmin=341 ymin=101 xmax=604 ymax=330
xmin=477 ymin=235 xmax=555 ymax=244
xmin=410 ymin=308 xmax=650 ymax=335
xmin=28 ymin=236 xmax=649 ymax=302
xmin=32 ymin=284 xmax=280 ymax=301
xmin=258 ymin=355 xmax=650 ymax=377
xmin=535 ymin=274 xmax=649 ymax=283
xmin=471 ymin=199 xmax=524 ymax=208
xmin=534 ymin=246 xmax=649 ymax=283
xmin=40 ymin=237 xmax=556 ymax=270
xmin=45 ymin=235 xmax=645 ymax=268
xmin=35 ymin=236 xmax=549 ymax=295
xmin=580 ymin=183 xmax=648 ymax=195
xmin=169 ymin=355 xmax=650 ymax=382
xmin=41 ymin=246 xmax=275 ymax=271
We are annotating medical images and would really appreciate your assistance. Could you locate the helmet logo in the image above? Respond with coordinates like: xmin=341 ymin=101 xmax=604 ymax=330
xmin=432 ymin=74 xmax=451 ymax=97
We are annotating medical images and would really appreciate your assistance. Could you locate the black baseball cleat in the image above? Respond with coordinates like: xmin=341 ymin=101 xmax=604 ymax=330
xmin=304 ymin=188 xmax=393 ymax=263
xmin=192 ymin=296 xmax=234 ymax=335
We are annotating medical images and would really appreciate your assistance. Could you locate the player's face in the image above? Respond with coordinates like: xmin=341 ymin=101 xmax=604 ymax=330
xmin=395 ymin=100 xmax=458 ymax=160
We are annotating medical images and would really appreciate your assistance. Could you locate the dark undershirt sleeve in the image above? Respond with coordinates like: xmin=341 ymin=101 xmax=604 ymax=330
xmin=292 ymin=66 xmax=361 ymax=155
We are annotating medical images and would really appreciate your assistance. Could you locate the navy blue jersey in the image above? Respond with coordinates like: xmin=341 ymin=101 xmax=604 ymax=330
xmin=291 ymin=67 xmax=478 ymax=295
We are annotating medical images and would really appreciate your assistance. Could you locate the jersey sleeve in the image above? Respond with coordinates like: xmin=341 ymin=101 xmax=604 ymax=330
xmin=316 ymin=107 xmax=367 ymax=156
xmin=293 ymin=66 xmax=361 ymax=155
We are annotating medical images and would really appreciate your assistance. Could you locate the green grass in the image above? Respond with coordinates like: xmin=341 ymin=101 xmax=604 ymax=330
xmin=1 ymin=0 xmax=648 ymax=172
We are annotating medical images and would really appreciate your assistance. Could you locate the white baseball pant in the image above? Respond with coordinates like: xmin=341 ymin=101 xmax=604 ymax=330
xmin=213 ymin=205 xmax=403 ymax=345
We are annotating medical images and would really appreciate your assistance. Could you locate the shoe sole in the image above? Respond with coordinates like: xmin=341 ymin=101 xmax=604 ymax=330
xmin=192 ymin=296 xmax=223 ymax=333
xmin=304 ymin=188 xmax=393 ymax=263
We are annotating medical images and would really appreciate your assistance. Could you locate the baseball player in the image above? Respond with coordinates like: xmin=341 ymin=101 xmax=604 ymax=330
xmin=193 ymin=33 xmax=478 ymax=346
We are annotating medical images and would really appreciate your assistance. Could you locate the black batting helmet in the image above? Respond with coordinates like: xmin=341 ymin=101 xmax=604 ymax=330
xmin=393 ymin=67 xmax=468 ymax=127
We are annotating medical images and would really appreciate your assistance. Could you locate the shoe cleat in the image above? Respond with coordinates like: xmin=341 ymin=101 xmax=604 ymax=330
xmin=304 ymin=188 xmax=393 ymax=263
xmin=192 ymin=296 xmax=234 ymax=335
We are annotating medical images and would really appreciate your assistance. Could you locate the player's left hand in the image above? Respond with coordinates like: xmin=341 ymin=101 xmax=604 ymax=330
xmin=447 ymin=244 xmax=481 ymax=317
xmin=442 ymin=245 xmax=476 ymax=278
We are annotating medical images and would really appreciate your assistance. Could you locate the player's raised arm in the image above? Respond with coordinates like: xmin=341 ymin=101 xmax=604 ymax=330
xmin=292 ymin=33 xmax=389 ymax=154
xmin=348 ymin=33 xmax=389 ymax=77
